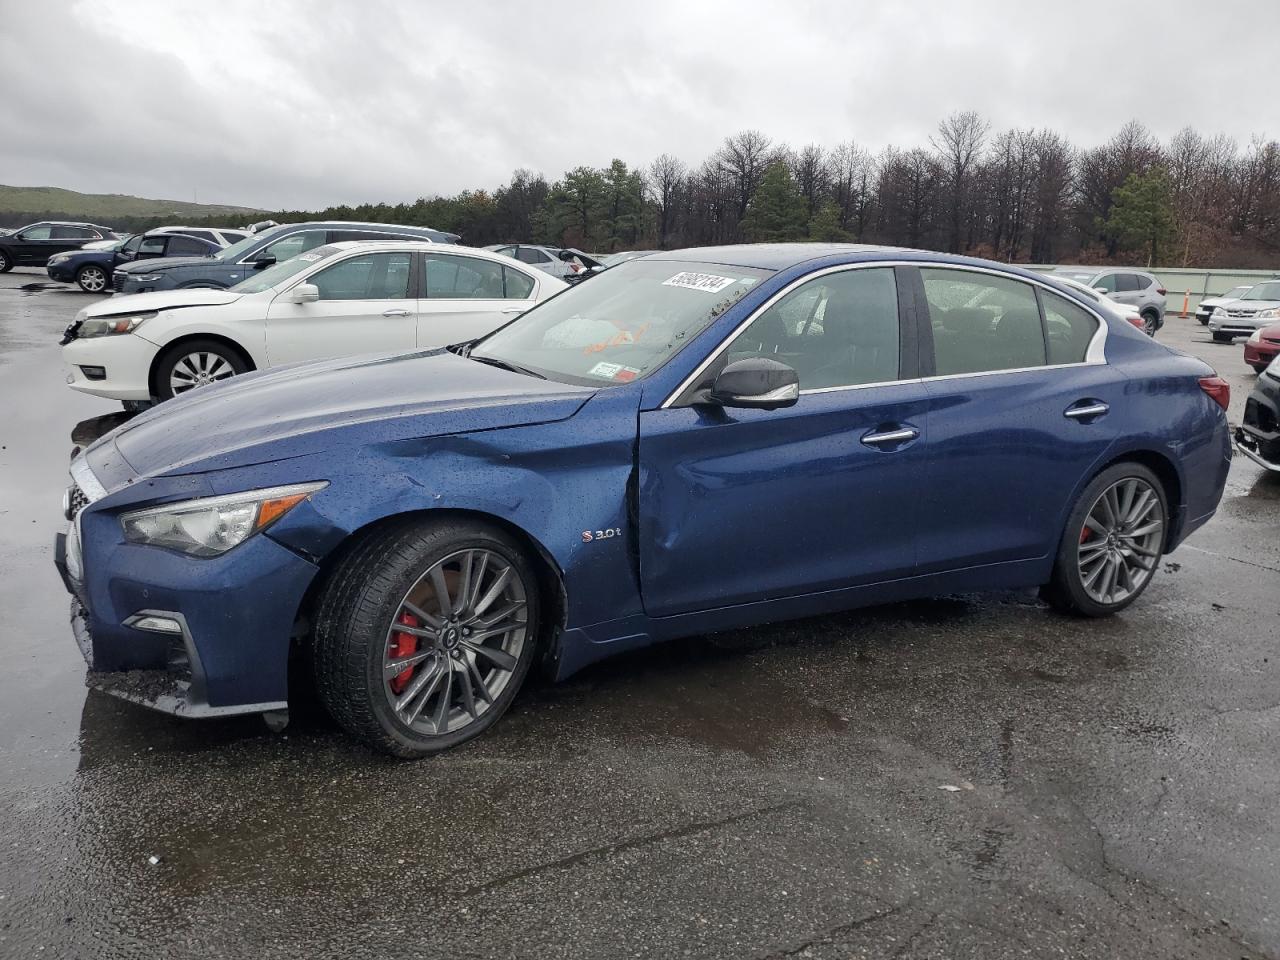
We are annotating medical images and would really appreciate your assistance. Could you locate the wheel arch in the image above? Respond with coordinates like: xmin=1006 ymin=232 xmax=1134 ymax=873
xmin=147 ymin=332 xmax=257 ymax=397
xmin=287 ymin=508 xmax=568 ymax=696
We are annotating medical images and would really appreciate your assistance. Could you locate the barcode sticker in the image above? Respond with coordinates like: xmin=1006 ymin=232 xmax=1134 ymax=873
xmin=662 ymin=272 xmax=737 ymax=293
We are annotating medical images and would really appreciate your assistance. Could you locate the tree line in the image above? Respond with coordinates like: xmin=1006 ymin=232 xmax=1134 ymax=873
xmin=34 ymin=114 xmax=1280 ymax=268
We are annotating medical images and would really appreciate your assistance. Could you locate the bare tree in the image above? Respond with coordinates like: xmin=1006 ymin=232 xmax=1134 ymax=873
xmin=715 ymin=130 xmax=777 ymax=228
xmin=646 ymin=153 xmax=687 ymax=248
xmin=931 ymin=110 xmax=990 ymax=253
xmin=789 ymin=143 xmax=829 ymax=217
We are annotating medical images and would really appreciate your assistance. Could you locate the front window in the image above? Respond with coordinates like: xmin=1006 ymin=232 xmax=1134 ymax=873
xmin=260 ymin=230 xmax=327 ymax=262
xmin=230 ymin=245 xmax=341 ymax=294
xmin=470 ymin=259 xmax=771 ymax=385
xmin=20 ymin=224 xmax=52 ymax=240
xmin=1242 ymin=282 xmax=1280 ymax=301
xmin=310 ymin=252 xmax=412 ymax=300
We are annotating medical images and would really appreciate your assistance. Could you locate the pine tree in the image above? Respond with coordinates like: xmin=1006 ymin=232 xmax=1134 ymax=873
xmin=807 ymin=200 xmax=848 ymax=242
xmin=739 ymin=163 xmax=807 ymax=242
xmin=1104 ymin=167 xmax=1176 ymax=266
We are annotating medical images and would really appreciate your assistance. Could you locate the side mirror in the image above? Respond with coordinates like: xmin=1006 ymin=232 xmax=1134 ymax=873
xmin=708 ymin=357 xmax=799 ymax=410
xmin=252 ymin=253 xmax=277 ymax=270
xmin=1093 ymin=286 xmax=1108 ymax=296
xmin=290 ymin=283 xmax=319 ymax=303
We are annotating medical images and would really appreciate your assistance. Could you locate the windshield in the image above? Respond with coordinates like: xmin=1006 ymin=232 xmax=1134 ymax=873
xmin=231 ymin=245 xmax=338 ymax=293
xmin=1242 ymin=281 xmax=1280 ymax=301
xmin=1221 ymin=286 xmax=1251 ymax=299
xmin=1056 ymin=277 xmax=1102 ymax=302
xmin=215 ymin=226 xmax=285 ymax=262
xmin=470 ymin=259 xmax=771 ymax=385
xmin=1055 ymin=270 xmax=1098 ymax=283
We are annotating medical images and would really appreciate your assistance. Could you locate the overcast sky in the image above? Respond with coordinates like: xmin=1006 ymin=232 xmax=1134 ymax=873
xmin=1 ymin=0 xmax=1276 ymax=211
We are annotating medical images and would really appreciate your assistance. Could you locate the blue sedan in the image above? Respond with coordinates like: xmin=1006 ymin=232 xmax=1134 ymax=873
xmin=56 ymin=245 xmax=1232 ymax=756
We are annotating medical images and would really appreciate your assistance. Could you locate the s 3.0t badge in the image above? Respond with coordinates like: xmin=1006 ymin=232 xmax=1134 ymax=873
xmin=582 ymin=527 xmax=622 ymax=543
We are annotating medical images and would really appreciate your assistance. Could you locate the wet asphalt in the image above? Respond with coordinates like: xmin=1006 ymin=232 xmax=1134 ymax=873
xmin=0 ymin=268 xmax=1277 ymax=960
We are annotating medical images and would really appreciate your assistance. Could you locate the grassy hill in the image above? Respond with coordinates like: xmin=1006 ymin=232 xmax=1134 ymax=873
xmin=0 ymin=184 xmax=265 ymax=223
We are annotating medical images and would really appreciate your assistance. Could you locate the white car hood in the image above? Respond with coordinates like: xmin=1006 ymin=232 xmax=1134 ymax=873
xmin=80 ymin=288 xmax=243 ymax=320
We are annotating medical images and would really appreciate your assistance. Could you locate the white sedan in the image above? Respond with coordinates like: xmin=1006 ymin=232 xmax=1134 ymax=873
xmin=62 ymin=242 xmax=566 ymax=406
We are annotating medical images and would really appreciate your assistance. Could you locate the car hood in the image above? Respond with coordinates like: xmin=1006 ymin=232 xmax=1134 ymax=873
xmin=103 ymin=348 xmax=594 ymax=479
xmin=81 ymin=288 xmax=243 ymax=319
xmin=115 ymin=255 xmax=222 ymax=273
xmin=1223 ymin=300 xmax=1280 ymax=312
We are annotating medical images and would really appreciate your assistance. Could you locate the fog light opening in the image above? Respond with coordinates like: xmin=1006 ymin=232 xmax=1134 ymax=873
xmin=126 ymin=614 xmax=184 ymax=635
xmin=79 ymin=365 xmax=106 ymax=381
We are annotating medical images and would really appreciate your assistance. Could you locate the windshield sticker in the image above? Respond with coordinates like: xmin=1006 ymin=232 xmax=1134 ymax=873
xmin=588 ymin=361 xmax=641 ymax=382
xmin=663 ymin=271 xmax=738 ymax=294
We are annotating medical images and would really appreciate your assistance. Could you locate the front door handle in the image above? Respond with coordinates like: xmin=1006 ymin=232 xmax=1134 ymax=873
xmin=382 ymin=308 xmax=412 ymax=317
xmin=1064 ymin=401 xmax=1109 ymax=420
xmin=861 ymin=426 xmax=919 ymax=447
xmin=500 ymin=307 xmax=524 ymax=314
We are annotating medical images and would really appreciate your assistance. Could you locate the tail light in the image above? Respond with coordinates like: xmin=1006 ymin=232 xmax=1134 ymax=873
xmin=1199 ymin=376 xmax=1230 ymax=411
xmin=1157 ymin=287 xmax=1167 ymax=296
xmin=1126 ymin=316 xmax=1144 ymax=330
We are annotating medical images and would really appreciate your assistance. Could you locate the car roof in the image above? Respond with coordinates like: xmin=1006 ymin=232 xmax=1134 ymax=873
xmin=646 ymin=243 xmax=911 ymax=270
xmin=325 ymin=241 xmax=536 ymax=261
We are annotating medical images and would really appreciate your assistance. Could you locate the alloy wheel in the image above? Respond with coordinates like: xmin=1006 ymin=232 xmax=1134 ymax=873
xmin=381 ymin=548 xmax=529 ymax=735
xmin=78 ymin=266 xmax=107 ymax=292
xmin=1076 ymin=477 xmax=1163 ymax=605
xmin=169 ymin=351 xmax=236 ymax=394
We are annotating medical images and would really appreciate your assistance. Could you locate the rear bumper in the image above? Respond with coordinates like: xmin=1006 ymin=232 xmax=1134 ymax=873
xmin=1235 ymin=430 xmax=1280 ymax=472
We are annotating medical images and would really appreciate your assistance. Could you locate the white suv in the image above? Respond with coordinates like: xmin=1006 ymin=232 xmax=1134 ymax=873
xmin=62 ymin=242 xmax=564 ymax=407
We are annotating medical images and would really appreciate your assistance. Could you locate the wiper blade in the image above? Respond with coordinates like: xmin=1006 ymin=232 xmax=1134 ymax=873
xmin=468 ymin=353 xmax=546 ymax=379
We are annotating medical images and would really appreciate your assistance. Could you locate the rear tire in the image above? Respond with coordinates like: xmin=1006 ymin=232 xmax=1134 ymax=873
xmin=1141 ymin=309 xmax=1160 ymax=336
xmin=1042 ymin=463 xmax=1167 ymax=617
xmin=313 ymin=519 xmax=540 ymax=757
xmin=75 ymin=264 xmax=109 ymax=293
xmin=153 ymin=338 xmax=247 ymax=400
xmin=0 ymin=249 xmax=11 ymax=273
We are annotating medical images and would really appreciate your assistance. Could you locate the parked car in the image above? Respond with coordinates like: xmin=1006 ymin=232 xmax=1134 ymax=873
xmin=1207 ymin=279 xmax=1280 ymax=342
xmin=1051 ymin=276 xmax=1147 ymax=331
xmin=1051 ymin=267 xmax=1166 ymax=334
xmin=55 ymin=245 xmax=1231 ymax=756
xmin=487 ymin=244 xmax=604 ymax=281
xmin=62 ymin=242 xmax=563 ymax=405
xmin=1235 ymin=360 xmax=1280 ymax=472
xmin=48 ymin=231 xmax=222 ymax=293
xmin=151 ymin=226 xmax=250 ymax=247
xmin=111 ymin=221 xmax=459 ymax=294
xmin=1195 ymin=285 xmax=1254 ymax=325
xmin=0 ymin=221 xmax=117 ymax=272
xmin=1244 ymin=323 xmax=1280 ymax=373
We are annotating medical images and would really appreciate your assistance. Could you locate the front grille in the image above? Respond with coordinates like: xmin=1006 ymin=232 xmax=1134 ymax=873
xmin=67 ymin=483 xmax=89 ymax=519
xmin=1225 ymin=309 xmax=1259 ymax=318
xmin=1265 ymin=337 xmax=1280 ymax=346
xmin=112 ymin=272 xmax=128 ymax=292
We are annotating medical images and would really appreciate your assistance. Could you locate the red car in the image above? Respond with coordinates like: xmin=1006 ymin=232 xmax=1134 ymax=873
xmin=1244 ymin=323 xmax=1280 ymax=373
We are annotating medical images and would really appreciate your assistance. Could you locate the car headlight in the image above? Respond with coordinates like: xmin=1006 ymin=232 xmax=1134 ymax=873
xmin=49 ymin=254 xmax=71 ymax=264
xmin=1249 ymin=329 xmax=1262 ymax=343
xmin=1256 ymin=307 xmax=1280 ymax=320
xmin=120 ymin=482 xmax=327 ymax=557
xmin=76 ymin=312 xmax=156 ymax=338
xmin=126 ymin=274 xmax=163 ymax=284
xmin=1211 ymin=307 xmax=1226 ymax=317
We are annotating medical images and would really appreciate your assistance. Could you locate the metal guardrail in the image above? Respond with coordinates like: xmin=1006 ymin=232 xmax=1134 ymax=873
xmin=1023 ymin=265 xmax=1279 ymax=313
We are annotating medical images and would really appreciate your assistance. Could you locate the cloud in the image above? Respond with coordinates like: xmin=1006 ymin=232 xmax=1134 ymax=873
xmin=0 ymin=0 xmax=1275 ymax=210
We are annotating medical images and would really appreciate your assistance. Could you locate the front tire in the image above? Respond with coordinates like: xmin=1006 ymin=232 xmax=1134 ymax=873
xmin=1042 ymin=463 xmax=1167 ymax=617
xmin=0 ymin=249 xmax=11 ymax=273
xmin=75 ymin=264 xmax=109 ymax=293
xmin=1212 ymin=332 xmax=1232 ymax=343
xmin=153 ymin=338 xmax=247 ymax=399
xmin=313 ymin=519 xmax=540 ymax=757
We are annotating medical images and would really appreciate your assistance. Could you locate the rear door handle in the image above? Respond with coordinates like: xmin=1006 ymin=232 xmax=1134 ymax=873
xmin=860 ymin=426 xmax=919 ymax=447
xmin=500 ymin=307 xmax=524 ymax=314
xmin=382 ymin=308 xmax=412 ymax=317
xmin=1064 ymin=401 xmax=1109 ymax=420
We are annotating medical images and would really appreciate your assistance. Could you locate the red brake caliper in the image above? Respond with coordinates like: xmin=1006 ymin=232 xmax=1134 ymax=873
xmin=1079 ymin=526 xmax=1091 ymax=544
xmin=388 ymin=611 xmax=420 ymax=694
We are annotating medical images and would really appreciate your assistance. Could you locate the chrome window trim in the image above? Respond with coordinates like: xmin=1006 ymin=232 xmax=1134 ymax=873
xmin=659 ymin=260 xmax=1109 ymax=409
